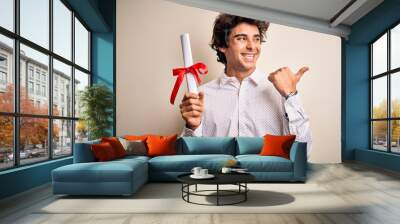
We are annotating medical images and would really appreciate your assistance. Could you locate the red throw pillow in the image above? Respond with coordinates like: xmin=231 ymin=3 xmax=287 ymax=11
xmin=259 ymin=134 xmax=296 ymax=159
xmin=146 ymin=134 xmax=177 ymax=157
xmin=91 ymin=142 xmax=117 ymax=161
xmin=101 ymin=137 xmax=127 ymax=158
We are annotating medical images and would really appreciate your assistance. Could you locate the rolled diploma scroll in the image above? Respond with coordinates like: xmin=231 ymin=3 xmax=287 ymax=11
xmin=180 ymin=33 xmax=198 ymax=94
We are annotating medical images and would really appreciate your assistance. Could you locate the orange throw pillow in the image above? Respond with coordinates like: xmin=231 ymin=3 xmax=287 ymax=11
xmin=91 ymin=142 xmax=117 ymax=161
xmin=146 ymin=134 xmax=177 ymax=157
xmin=124 ymin=135 xmax=149 ymax=141
xmin=101 ymin=137 xmax=127 ymax=158
xmin=259 ymin=134 xmax=296 ymax=159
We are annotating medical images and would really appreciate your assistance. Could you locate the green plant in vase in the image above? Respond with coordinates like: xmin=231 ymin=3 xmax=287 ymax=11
xmin=79 ymin=84 xmax=113 ymax=140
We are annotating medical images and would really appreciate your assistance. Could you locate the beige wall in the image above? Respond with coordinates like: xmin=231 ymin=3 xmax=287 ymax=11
xmin=117 ymin=0 xmax=341 ymax=163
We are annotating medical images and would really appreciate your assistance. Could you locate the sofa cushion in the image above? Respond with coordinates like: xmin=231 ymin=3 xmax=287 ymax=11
xmin=91 ymin=142 xmax=118 ymax=161
xmin=146 ymin=134 xmax=177 ymax=157
xmin=119 ymin=138 xmax=147 ymax=156
xmin=115 ymin=155 xmax=150 ymax=164
xmin=236 ymin=155 xmax=293 ymax=172
xmin=178 ymin=137 xmax=236 ymax=155
xmin=260 ymin=134 xmax=296 ymax=159
xmin=148 ymin=154 xmax=235 ymax=172
xmin=236 ymin=137 xmax=263 ymax=155
xmin=52 ymin=158 xmax=147 ymax=183
xmin=124 ymin=135 xmax=149 ymax=141
xmin=101 ymin=137 xmax=127 ymax=158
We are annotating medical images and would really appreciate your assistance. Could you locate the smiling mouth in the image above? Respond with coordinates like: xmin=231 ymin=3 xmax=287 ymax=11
xmin=241 ymin=53 xmax=256 ymax=61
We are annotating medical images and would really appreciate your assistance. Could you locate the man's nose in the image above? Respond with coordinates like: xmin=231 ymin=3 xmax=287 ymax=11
xmin=246 ymin=40 xmax=256 ymax=49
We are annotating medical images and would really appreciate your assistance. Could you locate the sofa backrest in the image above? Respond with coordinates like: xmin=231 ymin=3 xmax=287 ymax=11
xmin=74 ymin=136 xmax=276 ymax=161
xmin=73 ymin=139 xmax=100 ymax=163
xmin=177 ymin=137 xmax=236 ymax=155
xmin=236 ymin=137 xmax=264 ymax=155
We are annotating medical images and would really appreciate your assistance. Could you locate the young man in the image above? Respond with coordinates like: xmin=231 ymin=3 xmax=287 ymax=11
xmin=179 ymin=14 xmax=311 ymax=153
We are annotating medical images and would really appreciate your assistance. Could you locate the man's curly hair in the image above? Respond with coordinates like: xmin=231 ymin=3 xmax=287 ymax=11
xmin=210 ymin=14 xmax=269 ymax=66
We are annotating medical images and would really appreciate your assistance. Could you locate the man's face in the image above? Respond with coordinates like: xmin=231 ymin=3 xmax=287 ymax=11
xmin=219 ymin=23 xmax=261 ymax=73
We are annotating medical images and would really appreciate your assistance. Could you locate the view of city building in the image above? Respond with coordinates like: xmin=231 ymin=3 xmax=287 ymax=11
xmin=0 ymin=40 xmax=89 ymax=169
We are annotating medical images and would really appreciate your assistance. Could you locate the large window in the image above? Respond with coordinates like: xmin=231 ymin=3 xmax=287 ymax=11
xmin=0 ymin=0 xmax=91 ymax=171
xmin=0 ymin=0 xmax=14 ymax=32
xmin=371 ymin=22 xmax=400 ymax=154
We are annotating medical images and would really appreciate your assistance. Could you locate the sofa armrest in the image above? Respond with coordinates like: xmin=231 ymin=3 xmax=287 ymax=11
xmin=73 ymin=140 xmax=100 ymax=163
xmin=289 ymin=141 xmax=307 ymax=181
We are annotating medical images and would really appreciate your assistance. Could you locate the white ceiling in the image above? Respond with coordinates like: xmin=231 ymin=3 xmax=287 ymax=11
xmin=226 ymin=0 xmax=353 ymax=22
xmin=167 ymin=0 xmax=384 ymax=38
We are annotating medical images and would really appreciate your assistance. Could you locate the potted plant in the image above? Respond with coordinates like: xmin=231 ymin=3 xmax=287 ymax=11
xmin=79 ymin=84 xmax=113 ymax=140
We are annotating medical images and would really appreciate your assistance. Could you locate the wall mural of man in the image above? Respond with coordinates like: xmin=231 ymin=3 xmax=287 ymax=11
xmin=179 ymin=14 xmax=312 ymax=155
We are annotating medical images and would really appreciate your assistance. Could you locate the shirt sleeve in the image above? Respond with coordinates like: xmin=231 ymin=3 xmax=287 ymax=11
xmin=283 ymin=93 xmax=312 ymax=157
xmin=180 ymin=123 xmax=203 ymax=137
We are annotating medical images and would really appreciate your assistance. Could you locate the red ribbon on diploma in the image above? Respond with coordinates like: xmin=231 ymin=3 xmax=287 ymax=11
xmin=170 ymin=62 xmax=208 ymax=105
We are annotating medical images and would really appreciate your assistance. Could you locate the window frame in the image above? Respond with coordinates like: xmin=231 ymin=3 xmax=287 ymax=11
xmin=0 ymin=53 xmax=8 ymax=89
xmin=0 ymin=53 xmax=7 ymax=68
xmin=0 ymin=0 xmax=92 ymax=171
xmin=370 ymin=20 xmax=400 ymax=154
xmin=0 ymin=71 xmax=7 ymax=85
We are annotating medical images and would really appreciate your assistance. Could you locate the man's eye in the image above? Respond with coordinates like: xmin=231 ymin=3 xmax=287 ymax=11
xmin=237 ymin=37 xmax=246 ymax=41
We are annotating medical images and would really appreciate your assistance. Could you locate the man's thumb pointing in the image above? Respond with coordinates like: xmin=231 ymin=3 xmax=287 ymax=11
xmin=296 ymin=67 xmax=309 ymax=80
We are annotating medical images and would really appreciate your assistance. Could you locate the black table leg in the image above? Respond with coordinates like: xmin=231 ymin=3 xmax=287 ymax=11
xmin=181 ymin=184 xmax=183 ymax=199
xmin=217 ymin=184 xmax=219 ymax=206
xmin=245 ymin=183 xmax=247 ymax=201
xmin=187 ymin=184 xmax=190 ymax=202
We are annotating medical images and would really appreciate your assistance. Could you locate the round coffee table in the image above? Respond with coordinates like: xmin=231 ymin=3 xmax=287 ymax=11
xmin=177 ymin=172 xmax=255 ymax=206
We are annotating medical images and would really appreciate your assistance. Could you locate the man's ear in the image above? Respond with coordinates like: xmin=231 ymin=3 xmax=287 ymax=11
xmin=218 ymin=47 xmax=226 ymax=53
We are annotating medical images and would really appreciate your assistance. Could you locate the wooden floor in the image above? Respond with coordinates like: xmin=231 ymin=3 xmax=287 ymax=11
xmin=1 ymin=162 xmax=400 ymax=224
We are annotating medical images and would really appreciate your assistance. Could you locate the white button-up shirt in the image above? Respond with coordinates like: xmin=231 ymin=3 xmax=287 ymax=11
xmin=182 ymin=69 xmax=312 ymax=153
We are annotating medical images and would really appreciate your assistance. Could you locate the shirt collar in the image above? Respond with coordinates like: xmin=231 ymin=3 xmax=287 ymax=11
xmin=248 ymin=70 xmax=264 ymax=86
xmin=219 ymin=72 xmax=238 ymax=86
xmin=219 ymin=69 xmax=264 ymax=87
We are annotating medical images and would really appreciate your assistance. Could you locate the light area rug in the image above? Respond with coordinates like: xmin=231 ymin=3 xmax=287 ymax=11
xmin=37 ymin=183 xmax=361 ymax=214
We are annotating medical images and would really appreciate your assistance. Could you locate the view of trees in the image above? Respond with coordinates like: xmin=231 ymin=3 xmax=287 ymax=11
xmin=0 ymin=85 xmax=59 ymax=154
xmin=75 ymin=119 xmax=87 ymax=142
xmin=372 ymin=99 xmax=400 ymax=147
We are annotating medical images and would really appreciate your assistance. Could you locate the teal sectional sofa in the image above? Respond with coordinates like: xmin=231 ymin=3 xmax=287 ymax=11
xmin=52 ymin=137 xmax=307 ymax=196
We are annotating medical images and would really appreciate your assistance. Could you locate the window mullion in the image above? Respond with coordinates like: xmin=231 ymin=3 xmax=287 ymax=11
xmin=71 ymin=10 xmax=76 ymax=154
xmin=88 ymin=31 xmax=91 ymax=75
xmin=388 ymin=30 xmax=391 ymax=153
xmin=13 ymin=0 xmax=20 ymax=167
xmin=370 ymin=45 xmax=373 ymax=149
xmin=49 ymin=0 xmax=54 ymax=160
